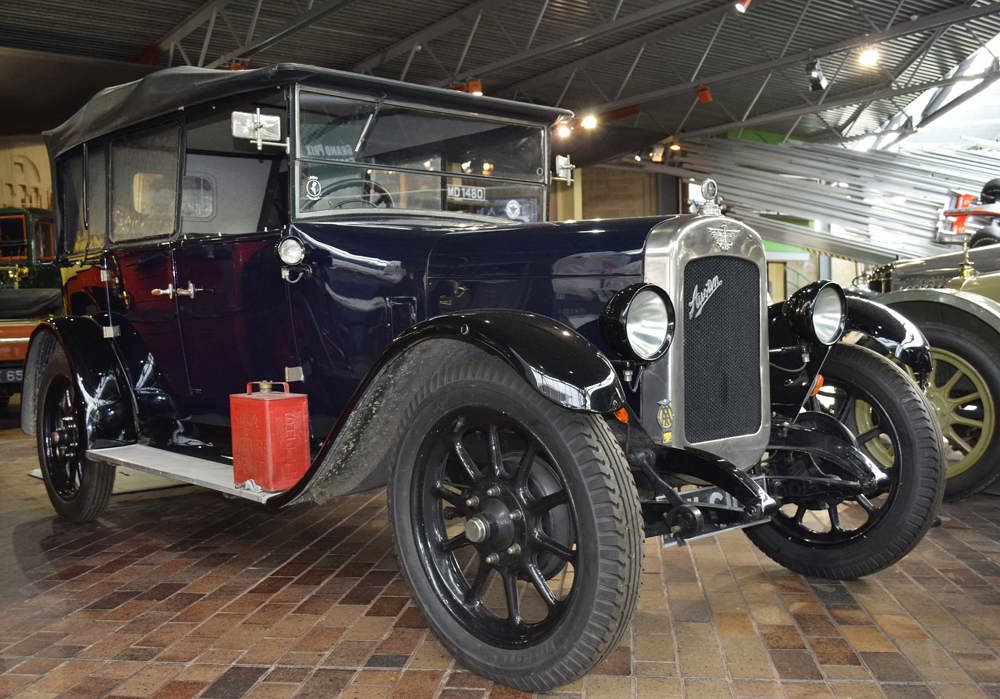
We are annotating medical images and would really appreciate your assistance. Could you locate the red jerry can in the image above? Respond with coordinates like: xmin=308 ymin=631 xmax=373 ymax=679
xmin=230 ymin=381 xmax=310 ymax=492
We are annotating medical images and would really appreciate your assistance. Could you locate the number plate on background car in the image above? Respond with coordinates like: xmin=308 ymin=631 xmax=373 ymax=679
xmin=2 ymin=369 xmax=23 ymax=383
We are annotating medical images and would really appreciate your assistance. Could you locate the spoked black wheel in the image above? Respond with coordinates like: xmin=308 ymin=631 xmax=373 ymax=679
xmin=747 ymin=343 xmax=943 ymax=579
xmin=390 ymin=343 xmax=642 ymax=691
xmin=415 ymin=408 xmax=577 ymax=647
xmin=36 ymin=346 xmax=115 ymax=522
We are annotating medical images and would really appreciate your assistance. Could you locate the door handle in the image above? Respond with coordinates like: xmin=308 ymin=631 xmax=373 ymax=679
xmin=175 ymin=281 xmax=204 ymax=299
xmin=151 ymin=281 xmax=204 ymax=299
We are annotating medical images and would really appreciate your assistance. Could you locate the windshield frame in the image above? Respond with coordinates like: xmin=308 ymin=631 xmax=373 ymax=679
xmin=292 ymin=84 xmax=550 ymax=222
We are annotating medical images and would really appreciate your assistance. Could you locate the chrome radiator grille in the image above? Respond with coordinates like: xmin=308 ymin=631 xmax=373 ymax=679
xmin=682 ymin=256 xmax=762 ymax=444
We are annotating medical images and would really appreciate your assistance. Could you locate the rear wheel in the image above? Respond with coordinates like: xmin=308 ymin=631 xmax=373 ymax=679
xmin=747 ymin=343 xmax=943 ymax=579
xmin=36 ymin=347 xmax=115 ymax=522
xmin=389 ymin=345 xmax=642 ymax=691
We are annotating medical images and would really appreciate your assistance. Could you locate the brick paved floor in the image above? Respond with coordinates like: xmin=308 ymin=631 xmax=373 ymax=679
xmin=1 ymin=401 xmax=999 ymax=699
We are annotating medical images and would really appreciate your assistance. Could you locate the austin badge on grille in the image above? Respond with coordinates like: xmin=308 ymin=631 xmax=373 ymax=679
xmin=708 ymin=224 xmax=739 ymax=251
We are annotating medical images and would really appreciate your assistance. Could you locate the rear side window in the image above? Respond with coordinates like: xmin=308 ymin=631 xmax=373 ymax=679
xmin=111 ymin=127 xmax=180 ymax=242
xmin=85 ymin=144 xmax=109 ymax=249
xmin=59 ymin=151 xmax=85 ymax=253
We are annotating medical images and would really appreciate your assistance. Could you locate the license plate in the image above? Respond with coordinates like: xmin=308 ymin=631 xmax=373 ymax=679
xmin=2 ymin=368 xmax=23 ymax=384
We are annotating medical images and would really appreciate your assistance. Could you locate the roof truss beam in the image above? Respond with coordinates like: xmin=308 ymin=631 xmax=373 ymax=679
xmin=676 ymin=69 xmax=999 ymax=139
xmin=591 ymin=1 xmax=1000 ymax=116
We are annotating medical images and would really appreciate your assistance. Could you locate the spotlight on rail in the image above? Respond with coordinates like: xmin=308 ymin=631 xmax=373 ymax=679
xmin=806 ymin=60 xmax=828 ymax=92
xmin=581 ymin=114 xmax=599 ymax=130
xmin=734 ymin=0 xmax=751 ymax=13
xmin=858 ymin=46 xmax=880 ymax=68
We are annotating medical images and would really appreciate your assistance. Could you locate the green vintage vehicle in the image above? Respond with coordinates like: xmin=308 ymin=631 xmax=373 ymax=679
xmin=0 ymin=207 xmax=60 ymax=289
xmin=0 ymin=208 xmax=61 ymax=408
xmin=867 ymin=196 xmax=1000 ymax=498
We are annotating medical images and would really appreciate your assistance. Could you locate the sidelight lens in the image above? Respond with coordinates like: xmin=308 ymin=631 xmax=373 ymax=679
xmin=812 ymin=285 xmax=846 ymax=344
xmin=277 ymin=237 xmax=305 ymax=265
xmin=626 ymin=289 xmax=672 ymax=360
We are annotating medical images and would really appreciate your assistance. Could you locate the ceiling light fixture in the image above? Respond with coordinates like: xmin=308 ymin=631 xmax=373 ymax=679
xmin=634 ymin=153 xmax=643 ymax=162
xmin=806 ymin=60 xmax=828 ymax=92
xmin=650 ymin=144 xmax=666 ymax=163
xmin=734 ymin=0 xmax=751 ymax=13
xmin=555 ymin=121 xmax=572 ymax=138
xmin=581 ymin=114 xmax=599 ymax=129
xmin=697 ymin=86 xmax=713 ymax=103
xmin=669 ymin=142 xmax=682 ymax=152
xmin=466 ymin=78 xmax=484 ymax=95
xmin=858 ymin=46 xmax=880 ymax=68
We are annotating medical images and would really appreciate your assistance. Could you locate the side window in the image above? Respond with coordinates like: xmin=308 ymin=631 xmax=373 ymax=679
xmin=59 ymin=151 xmax=85 ymax=253
xmin=0 ymin=215 xmax=27 ymax=260
xmin=86 ymin=144 xmax=109 ymax=249
xmin=183 ymin=100 xmax=287 ymax=236
xmin=111 ymin=127 xmax=180 ymax=242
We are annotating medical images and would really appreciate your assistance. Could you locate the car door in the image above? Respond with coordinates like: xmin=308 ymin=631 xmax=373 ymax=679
xmin=99 ymin=128 xmax=195 ymax=444
xmin=172 ymin=110 xmax=297 ymax=439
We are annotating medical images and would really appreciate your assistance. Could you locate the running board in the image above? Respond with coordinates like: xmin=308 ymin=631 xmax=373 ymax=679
xmin=86 ymin=444 xmax=279 ymax=504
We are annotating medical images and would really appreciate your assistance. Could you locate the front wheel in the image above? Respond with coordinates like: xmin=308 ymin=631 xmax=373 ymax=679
xmin=389 ymin=345 xmax=643 ymax=692
xmin=747 ymin=343 xmax=944 ymax=579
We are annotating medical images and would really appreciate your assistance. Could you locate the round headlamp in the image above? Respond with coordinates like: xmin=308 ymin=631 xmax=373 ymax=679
xmin=601 ymin=284 xmax=675 ymax=362
xmin=277 ymin=236 xmax=306 ymax=266
xmin=783 ymin=281 xmax=847 ymax=346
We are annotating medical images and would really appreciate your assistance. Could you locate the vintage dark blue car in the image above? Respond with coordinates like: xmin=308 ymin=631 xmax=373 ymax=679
xmin=23 ymin=64 xmax=943 ymax=691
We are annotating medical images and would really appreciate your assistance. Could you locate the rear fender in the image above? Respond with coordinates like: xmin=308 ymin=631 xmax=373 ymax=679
xmin=21 ymin=317 xmax=137 ymax=448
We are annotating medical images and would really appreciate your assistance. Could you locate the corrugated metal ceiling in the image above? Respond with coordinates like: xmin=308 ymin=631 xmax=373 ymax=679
xmin=1 ymin=0 xmax=998 ymax=147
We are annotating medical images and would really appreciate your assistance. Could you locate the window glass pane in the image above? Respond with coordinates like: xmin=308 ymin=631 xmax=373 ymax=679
xmin=59 ymin=152 xmax=85 ymax=253
xmin=33 ymin=220 xmax=55 ymax=260
xmin=86 ymin=143 xmax=109 ymax=249
xmin=298 ymin=161 xmax=543 ymax=222
xmin=182 ymin=100 xmax=287 ymax=235
xmin=112 ymin=127 xmax=179 ymax=241
xmin=298 ymin=92 xmax=545 ymax=184
xmin=0 ymin=215 xmax=27 ymax=259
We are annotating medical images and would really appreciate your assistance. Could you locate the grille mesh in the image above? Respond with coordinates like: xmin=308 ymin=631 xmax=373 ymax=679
xmin=682 ymin=257 xmax=762 ymax=443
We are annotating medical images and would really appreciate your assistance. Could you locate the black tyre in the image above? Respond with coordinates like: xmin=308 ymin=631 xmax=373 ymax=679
xmin=917 ymin=322 xmax=1000 ymax=499
xmin=747 ymin=343 xmax=944 ymax=579
xmin=36 ymin=346 xmax=115 ymax=522
xmin=969 ymin=230 xmax=1000 ymax=249
xmin=389 ymin=344 xmax=643 ymax=691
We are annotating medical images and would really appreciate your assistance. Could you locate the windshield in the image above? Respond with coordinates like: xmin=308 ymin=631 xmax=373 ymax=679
xmin=296 ymin=90 xmax=547 ymax=222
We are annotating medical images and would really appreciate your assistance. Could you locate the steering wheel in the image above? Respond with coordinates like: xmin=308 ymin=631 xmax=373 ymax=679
xmin=326 ymin=178 xmax=395 ymax=210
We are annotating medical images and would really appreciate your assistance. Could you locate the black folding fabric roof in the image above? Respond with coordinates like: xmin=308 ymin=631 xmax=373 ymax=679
xmin=44 ymin=62 xmax=572 ymax=156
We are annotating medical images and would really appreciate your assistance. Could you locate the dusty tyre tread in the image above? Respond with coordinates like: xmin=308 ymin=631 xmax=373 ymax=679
xmin=747 ymin=343 xmax=944 ymax=580
xmin=387 ymin=343 xmax=643 ymax=692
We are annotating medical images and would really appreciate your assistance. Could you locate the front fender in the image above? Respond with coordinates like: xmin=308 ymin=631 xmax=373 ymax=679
xmin=21 ymin=317 xmax=137 ymax=448
xmin=276 ymin=311 xmax=625 ymax=508
xmin=844 ymin=295 xmax=932 ymax=383
xmin=395 ymin=311 xmax=625 ymax=412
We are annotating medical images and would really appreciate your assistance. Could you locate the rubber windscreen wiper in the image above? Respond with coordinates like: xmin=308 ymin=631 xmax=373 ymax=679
xmin=354 ymin=96 xmax=385 ymax=155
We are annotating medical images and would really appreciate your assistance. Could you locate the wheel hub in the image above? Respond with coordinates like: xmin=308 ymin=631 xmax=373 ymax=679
xmin=466 ymin=486 xmax=522 ymax=561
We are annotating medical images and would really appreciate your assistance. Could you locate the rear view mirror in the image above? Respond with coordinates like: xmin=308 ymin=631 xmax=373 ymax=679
xmin=231 ymin=109 xmax=287 ymax=152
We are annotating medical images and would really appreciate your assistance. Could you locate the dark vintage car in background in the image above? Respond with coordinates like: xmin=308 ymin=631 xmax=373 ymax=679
xmin=22 ymin=64 xmax=943 ymax=691
xmin=0 ymin=207 xmax=60 ymax=408
xmin=867 ymin=190 xmax=1000 ymax=499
